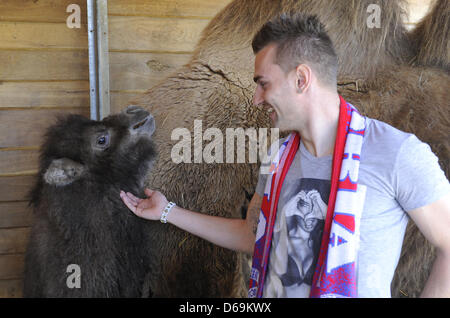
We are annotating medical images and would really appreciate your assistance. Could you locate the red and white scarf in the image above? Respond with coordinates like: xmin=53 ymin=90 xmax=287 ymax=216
xmin=249 ymin=96 xmax=367 ymax=298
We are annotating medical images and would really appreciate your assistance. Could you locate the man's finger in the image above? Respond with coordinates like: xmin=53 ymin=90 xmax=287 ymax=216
xmin=120 ymin=192 xmax=137 ymax=213
xmin=144 ymin=188 xmax=154 ymax=197
xmin=126 ymin=192 xmax=140 ymax=205
xmin=120 ymin=190 xmax=136 ymax=202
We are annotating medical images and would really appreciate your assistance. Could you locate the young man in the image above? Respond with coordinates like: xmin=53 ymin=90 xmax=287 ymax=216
xmin=120 ymin=13 xmax=450 ymax=298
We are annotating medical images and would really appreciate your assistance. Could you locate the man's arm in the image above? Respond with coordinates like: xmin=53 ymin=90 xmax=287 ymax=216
xmin=120 ymin=189 xmax=262 ymax=254
xmin=407 ymin=192 xmax=450 ymax=298
xmin=164 ymin=192 xmax=262 ymax=254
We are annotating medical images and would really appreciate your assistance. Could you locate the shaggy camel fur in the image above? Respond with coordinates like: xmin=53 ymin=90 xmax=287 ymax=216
xmin=409 ymin=0 xmax=450 ymax=72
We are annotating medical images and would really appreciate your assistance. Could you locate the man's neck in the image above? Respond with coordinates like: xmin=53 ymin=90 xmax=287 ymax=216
xmin=296 ymin=90 xmax=340 ymax=158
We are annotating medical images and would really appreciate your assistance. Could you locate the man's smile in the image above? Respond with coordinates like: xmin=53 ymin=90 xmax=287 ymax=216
xmin=265 ymin=105 xmax=278 ymax=123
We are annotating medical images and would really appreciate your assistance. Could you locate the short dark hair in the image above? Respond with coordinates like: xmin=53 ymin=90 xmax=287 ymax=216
xmin=252 ymin=12 xmax=338 ymax=87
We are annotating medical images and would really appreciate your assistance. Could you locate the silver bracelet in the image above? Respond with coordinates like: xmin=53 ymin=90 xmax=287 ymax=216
xmin=160 ymin=202 xmax=176 ymax=223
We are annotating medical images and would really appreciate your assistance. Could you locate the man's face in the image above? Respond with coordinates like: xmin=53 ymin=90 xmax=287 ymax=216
xmin=253 ymin=44 xmax=299 ymax=131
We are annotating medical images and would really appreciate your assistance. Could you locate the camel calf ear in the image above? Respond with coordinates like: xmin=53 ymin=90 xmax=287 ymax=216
xmin=43 ymin=158 xmax=85 ymax=186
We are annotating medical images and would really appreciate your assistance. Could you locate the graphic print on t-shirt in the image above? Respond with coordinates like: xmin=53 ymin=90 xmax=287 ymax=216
xmin=264 ymin=178 xmax=330 ymax=297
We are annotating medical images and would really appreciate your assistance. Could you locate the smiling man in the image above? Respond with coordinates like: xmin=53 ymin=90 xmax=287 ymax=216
xmin=120 ymin=12 xmax=450 ymax=298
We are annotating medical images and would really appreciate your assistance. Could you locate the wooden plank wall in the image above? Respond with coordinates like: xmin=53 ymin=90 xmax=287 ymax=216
xmin=0 ymin=0 xmax=90 ymax=297
xmin=0 ymin=0 xmax=434 ymax=298
xmin=108 ymin=0 xmax=232 ymax=113
xmin=0 ymin=0 xmax=231 ymax=298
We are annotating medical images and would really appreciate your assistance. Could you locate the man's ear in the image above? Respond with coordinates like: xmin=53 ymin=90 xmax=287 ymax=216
xmin=295 ymin=64 xmax=312 ymax=93
xmin=43 ymin=158 xmax=85 ymax=186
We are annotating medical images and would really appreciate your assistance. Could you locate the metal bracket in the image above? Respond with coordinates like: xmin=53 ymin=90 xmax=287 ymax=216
xmin=87 ymin=0 xmax=110 ymax=120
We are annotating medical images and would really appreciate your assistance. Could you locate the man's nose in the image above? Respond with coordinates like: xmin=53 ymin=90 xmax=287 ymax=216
xmin=252 ymin=87 xmax=264 ymax=106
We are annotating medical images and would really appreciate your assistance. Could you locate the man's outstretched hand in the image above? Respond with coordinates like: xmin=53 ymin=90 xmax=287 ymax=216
xmin=120 ymin=188 xmax=169 ymax=221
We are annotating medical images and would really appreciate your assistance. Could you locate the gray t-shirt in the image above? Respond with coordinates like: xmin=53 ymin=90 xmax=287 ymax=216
xmin=255 ymin=117 xmax=450 ymax=298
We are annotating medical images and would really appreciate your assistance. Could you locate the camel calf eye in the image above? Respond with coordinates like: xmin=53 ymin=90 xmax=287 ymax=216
xmin=97 ymin=135 xmax=108 ymax=146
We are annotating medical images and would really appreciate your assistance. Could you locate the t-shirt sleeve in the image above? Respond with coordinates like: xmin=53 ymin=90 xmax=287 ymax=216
xmin=394 ymin=135 xmax=450 ymax=212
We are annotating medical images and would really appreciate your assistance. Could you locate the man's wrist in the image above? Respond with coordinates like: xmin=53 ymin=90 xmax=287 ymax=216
xmin=160 ymin=201 xmax=176 ymax=223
